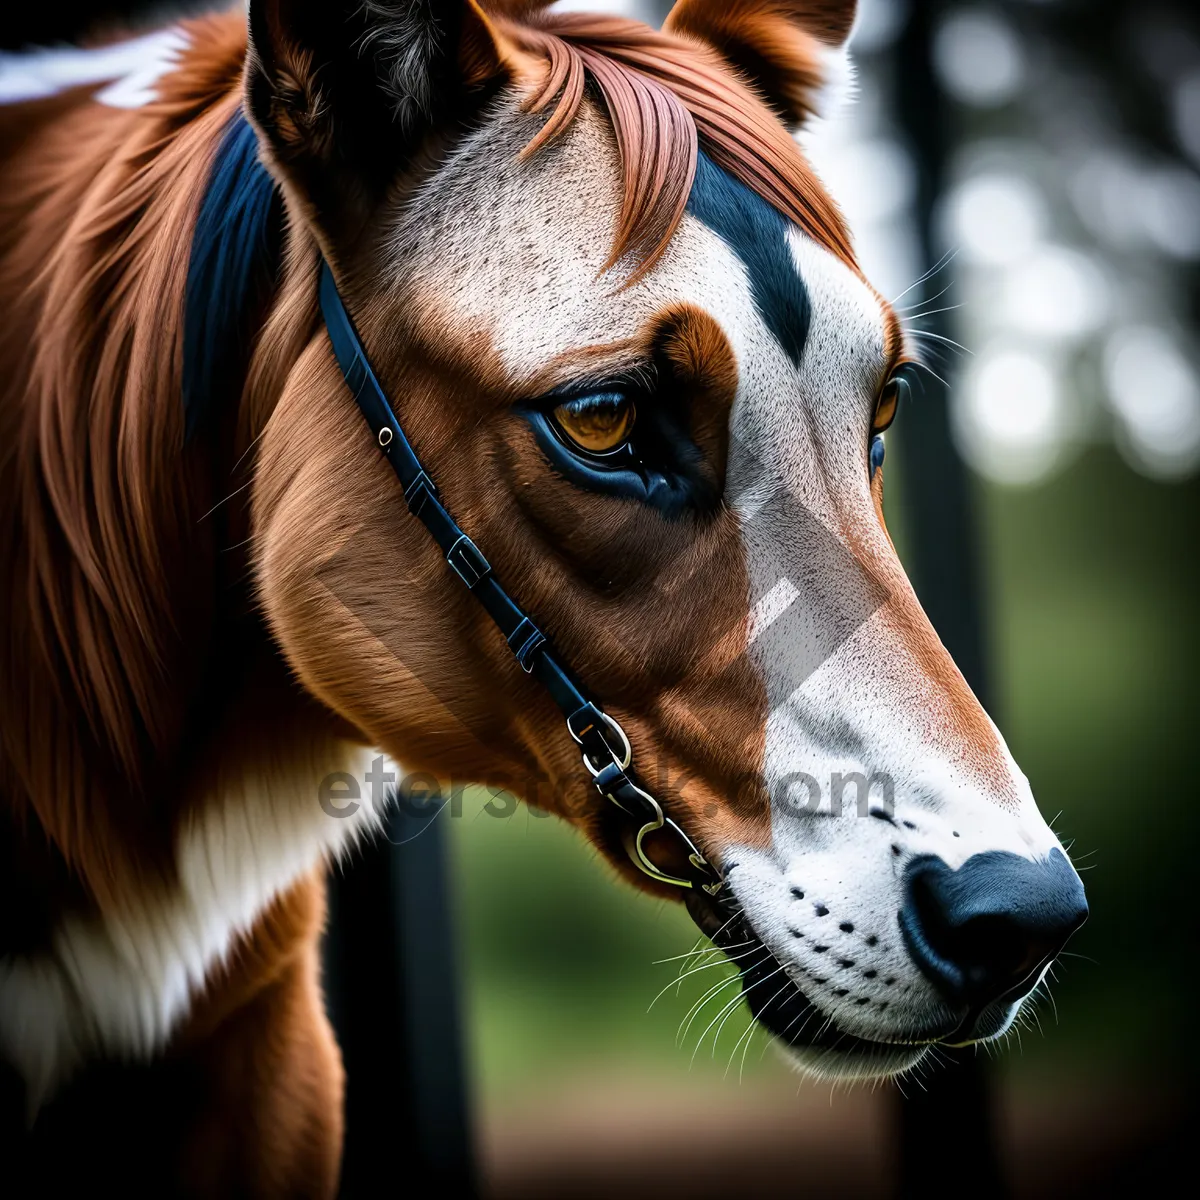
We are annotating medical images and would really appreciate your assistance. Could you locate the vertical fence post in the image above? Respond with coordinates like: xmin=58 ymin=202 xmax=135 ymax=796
xmin=890 ymin=1 xmax=1006 ymax=1196
xmin=323 ymin=790 xmax=476 ymax=1198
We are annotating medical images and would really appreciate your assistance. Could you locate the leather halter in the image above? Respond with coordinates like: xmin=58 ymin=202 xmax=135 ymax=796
xmin=318 ymin=261 xmax=724 ymax=896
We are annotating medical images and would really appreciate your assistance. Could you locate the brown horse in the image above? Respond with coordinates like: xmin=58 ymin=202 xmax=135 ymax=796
xmin=0 ymin=1 xmax=1086 ymax=1194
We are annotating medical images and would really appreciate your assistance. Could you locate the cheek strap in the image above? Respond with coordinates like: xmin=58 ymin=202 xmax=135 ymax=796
xmin=318 ymin=259 xmax=724 ymax=895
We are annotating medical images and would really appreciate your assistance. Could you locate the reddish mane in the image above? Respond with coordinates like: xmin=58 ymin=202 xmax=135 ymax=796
xmin=500 ymin=5 xmax=856 ymax=277
xmin=1 ymin=16 xmax=249 ymax=904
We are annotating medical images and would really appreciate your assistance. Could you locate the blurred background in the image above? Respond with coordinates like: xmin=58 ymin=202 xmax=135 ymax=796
xmin=6 ymin=0 xmax=1196 ymax=1196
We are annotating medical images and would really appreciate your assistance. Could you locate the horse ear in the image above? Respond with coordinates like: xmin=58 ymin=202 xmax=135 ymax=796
xmin=246 ymin=0 xmax=509 ymax=228
xmin=664 ymin=0 xmax=858 ymax=130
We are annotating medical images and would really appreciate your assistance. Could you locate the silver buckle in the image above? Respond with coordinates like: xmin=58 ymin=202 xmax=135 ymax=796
xmin=569 ymin=710 xmax=632 ymax=777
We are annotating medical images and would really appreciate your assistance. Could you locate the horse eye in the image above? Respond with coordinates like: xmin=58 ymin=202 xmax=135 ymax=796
xmin=552 ymin=392 xmax=636 ymax=454
xmin=872 ymin=371 xmax=909 ymax=435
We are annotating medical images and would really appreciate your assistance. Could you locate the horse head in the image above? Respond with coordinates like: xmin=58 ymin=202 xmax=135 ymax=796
xmin=242 ymin=0 xmax=1086 ymax=1079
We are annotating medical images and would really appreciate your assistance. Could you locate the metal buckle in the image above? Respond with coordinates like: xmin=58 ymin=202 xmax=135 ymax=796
xmin=659 ymin=814 xmax=723 ymax=895
xmin=568 ymin=710 xmax=628 ymax=777
xmin=569 ymin=709 xmax=632 ymax=776
xmin=637 ymin=809 xmax=722 ymax=894
xmin=600 ymin=774 xmax=719 ymax=892
xmin=446 ymin=534 xmax=490 ymax=589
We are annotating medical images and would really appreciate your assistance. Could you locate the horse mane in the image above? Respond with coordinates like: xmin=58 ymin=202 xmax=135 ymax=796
xmin=183 ymin=112 xmax=282 ymax=439
xmin=494 ymin=3 xmax=856 ymax=278
xmin=1 ymin=15 xmax=249 ymax=901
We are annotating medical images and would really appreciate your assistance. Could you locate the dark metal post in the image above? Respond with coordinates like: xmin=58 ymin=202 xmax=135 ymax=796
xmin=323 ymin=790 xmax=476 ymax=1198
xmin=891 ymin=2 xmax=1005 ymax=1196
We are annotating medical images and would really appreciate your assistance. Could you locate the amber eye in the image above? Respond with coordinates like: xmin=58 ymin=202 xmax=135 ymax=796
xmin=872 ymin=373 xmax=906 ymax=435
xmin=552 ymin=391 xmax=636 ymax=454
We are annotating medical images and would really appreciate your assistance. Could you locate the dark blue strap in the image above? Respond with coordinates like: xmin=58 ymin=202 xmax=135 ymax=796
xmin=319 ymin=260 xmax=611 ymax=748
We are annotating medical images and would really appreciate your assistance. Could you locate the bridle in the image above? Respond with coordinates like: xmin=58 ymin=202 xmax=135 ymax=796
xmin=318 ymin=261 xmax=724 ymax=897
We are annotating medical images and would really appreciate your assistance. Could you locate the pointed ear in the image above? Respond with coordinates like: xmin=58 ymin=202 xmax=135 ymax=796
xmin=246 ymin=0 xmax=509 ymax=231
xmin=664 ymin=0 xmax=857 ymax=130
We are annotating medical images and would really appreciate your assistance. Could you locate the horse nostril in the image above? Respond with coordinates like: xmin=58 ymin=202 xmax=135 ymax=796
xmin=898 ymin=849 xmax=1088 ymax=1011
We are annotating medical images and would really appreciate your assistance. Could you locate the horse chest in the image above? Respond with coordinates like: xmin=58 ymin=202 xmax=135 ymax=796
xmin=0 ymin=743 xmax=383 ymax=1115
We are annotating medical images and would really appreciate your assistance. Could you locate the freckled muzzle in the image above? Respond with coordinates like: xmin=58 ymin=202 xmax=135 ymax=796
xmin=683 ymin=844 xmax=1087 ymax=1071
xmin=684 ymin=886 xmax=932 ymax=1073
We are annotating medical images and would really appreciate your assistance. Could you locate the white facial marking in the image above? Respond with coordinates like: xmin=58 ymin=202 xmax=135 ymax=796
xmin=723 ymin=232 xmax=1072 ymax=1075
xmin=391 ymin=98 xmax=780 ymax=383
xmin=0 ymin=27 xmax=189 ymax=109
xmin=0 ymin=744 xmax=393 ymax=1115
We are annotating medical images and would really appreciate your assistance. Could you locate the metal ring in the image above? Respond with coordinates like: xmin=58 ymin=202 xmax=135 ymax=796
xmin=576 ymin=711 xmax=633 ymax=777
xmin=378 ymin=427 xmax=394 ymax=447
xmin=598 ymin=777 xmax=688 ymax=890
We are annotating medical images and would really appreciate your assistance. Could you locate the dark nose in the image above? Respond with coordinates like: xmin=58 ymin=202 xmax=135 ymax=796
xmin=898 ymin=849 xmax=1087 ymax=1012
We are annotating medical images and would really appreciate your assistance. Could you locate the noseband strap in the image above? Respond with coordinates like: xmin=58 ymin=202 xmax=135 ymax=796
xmin=318 ymin=261 xmax=723 ymax=895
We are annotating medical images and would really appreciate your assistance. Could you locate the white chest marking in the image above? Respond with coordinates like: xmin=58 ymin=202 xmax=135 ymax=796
xmin=0 ymin=745 xmax=392 ymax=1115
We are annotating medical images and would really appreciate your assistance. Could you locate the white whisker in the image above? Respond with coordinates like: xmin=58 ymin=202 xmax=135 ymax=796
xmin=895 ymin=280 xmax=954 ymax=313
xmin=690 ymin=964 xmax=784 ymax=1066
xmin=890 ymin=248 xmax=958 ymax=307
